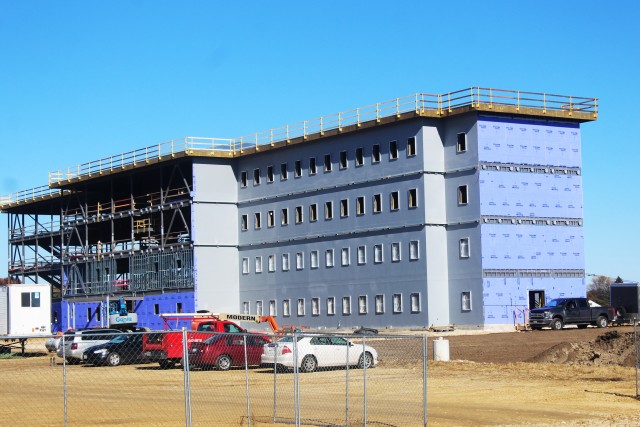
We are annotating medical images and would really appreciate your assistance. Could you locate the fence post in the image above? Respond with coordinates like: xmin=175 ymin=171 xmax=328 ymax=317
xmin=362 ymin=336 xmax=367 ymax=426
xmin=244 ymin=334 xmax=251 ymax=427
xmin=273 ymin=335 xmax=278 ymax=423
xmin=423 ymin=335 xmax=428 ymax=427
xmin=345 ymin=334 xmax=350 ymax=427
xmin=635 ymin=318 xmax=638 ymax=398
xmin=182 ymin=327 xmax=192 ymax=427
xmin=63 ymin=335 xmax=69 ymax=427
xmin=292 ymin=332 xmax=300 ymax=426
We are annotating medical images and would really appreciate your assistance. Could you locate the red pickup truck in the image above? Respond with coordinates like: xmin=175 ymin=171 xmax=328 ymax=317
xmin=142 ymin=315 xmax=254 ymax=369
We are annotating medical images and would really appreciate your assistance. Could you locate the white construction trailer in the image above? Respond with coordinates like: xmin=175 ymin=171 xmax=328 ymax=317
xmin=0 ymin=284 xmax=51 ymax=354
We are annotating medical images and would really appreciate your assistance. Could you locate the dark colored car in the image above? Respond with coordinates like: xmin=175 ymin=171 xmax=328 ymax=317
xmin=83 ymin=333 xmax=146 ymax=366
xmin=189 ymin=334 xmax=271 ymax=370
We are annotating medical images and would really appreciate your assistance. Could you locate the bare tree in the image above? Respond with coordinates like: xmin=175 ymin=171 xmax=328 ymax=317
xmin=587 ymin=275 xmax=613 ymax=306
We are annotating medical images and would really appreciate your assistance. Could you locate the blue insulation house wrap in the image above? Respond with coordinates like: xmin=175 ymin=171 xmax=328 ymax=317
xmin=0 ymin=88 xmax=597 ymax=330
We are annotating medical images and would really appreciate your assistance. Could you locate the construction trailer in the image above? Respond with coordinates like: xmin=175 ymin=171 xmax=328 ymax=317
xmin=0 ymin=88 xmax=598 ymax=331
xmin=0 ymin=284 xmax=51 ymax=353
xmin=610 ymin=282 xmax=640 ymax=323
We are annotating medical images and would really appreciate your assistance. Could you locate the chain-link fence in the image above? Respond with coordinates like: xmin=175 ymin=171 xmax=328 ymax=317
xmin=0 ymin=330 xmax=428 ymax=426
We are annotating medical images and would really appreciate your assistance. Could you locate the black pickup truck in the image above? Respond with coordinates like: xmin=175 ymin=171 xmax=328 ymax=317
xmin=528 ymin=298 xmax=616 ymax=330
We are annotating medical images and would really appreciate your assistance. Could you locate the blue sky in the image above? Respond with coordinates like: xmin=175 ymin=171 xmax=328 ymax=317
xmin=1 ymin=1 xmax=639 ymax=282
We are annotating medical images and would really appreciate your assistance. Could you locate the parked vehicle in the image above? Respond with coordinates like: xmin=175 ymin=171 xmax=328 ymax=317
xmin=610 ymin=282 xmax=640 ymax=324
xmin=57 ymin=328 xmax=122 ymax=364
xmin=189 ymin=333 xmax=271 ymax=370
xmin=261 ymin=335 xmax=378 ymax=373
xmin=83 ymin=333 xmax=146 ymax=366
xmin=143 ymin=312 xmax=295 ymax=369
xmin=528 ymin=297 xmax=616 ymax=330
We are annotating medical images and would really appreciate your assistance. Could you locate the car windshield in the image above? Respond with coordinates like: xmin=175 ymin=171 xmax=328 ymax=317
xmin=109 ymin=334 xmax=130 ymax=343
xmin=546 ymin=299 xmax=565 ymax=308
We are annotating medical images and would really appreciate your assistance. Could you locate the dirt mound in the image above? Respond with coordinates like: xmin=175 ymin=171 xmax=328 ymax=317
xmin=528 ymin=330 xmax=638 ymax=366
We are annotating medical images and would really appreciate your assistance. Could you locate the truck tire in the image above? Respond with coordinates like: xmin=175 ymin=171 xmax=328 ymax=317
xmin=159 ymin=359 xmax=177 ymax=369
xmin=596 ymin=316 xmax=609 ymax=328
xmin=550 ymin=318 xmax=563 ymax=330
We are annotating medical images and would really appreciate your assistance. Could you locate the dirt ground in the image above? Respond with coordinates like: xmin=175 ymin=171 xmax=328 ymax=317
xmin=2 ymin=326 xmax=640 ymax=426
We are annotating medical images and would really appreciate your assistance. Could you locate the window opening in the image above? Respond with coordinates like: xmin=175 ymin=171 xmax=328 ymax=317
xmin=390 ymin=191 xmax=399 ymax=211
xmin=410 ymin=240 xmax=419 ymax=260
xmin=389 ymin=140 xmax=398 ymax=159
xmin=374 ymin=244 xmax=383 ymax=263
xmin=357 ymin=246 xmax=366 ymax=265
xmin=281 ymin=208 xmax=289 ymax=225
xmin=392 ymin=294 xmax=402 ymax=313
xmin=311 ymin=298 xmax=320 ymax=316
xmin=340 ymin=151 xmax=348 ymax=169
xmin=411 ymin=293 xmax=421 ymax=313
xmin=310 ymin=204 xmax=318 ymax=222
xmin=356 ymin=147 xmax=364 ymax=166
xmin=460 ymin=238 xmax=470 ymax=258
xmin=341 ymin=248 xmax=350 ymax=266
xmin=327 ymin=297 xmax=335 ymax=315
xmin=310 ymin=250 xmax=319 ymax=269
xmin=325 ymin=249 xmax=334 ymax=267
xmin=241 ymin=214 xmax=248 ymax=231
xmin=295 ymin=206 xmax=303 ymax=224
xmin=241 ymin=171 xmax=248 ymax=188
xmin=408 ymin=189 xmax=417 ymax=208
xmin=267 ymin=165 xmax=274 ymax=183
xmin=373 ymin=194 xmax=382 ymax=213
xmin=295 ymin=160 xmax=302 ymax=177
xmin=457 ymin=133 xmax=467 ymax=153
xmin=407 ymin=137 xmax=416 ymax=157
xmin=267 ymin=210 xmax=275 ymax=227
xmin=282 ymin=253 xmax=290 ymax=271
xmin=372 ymin=144 xmax=381 ymax=163
xmin=342 ymin=296 xmax=351 ymax=315
xmin=458 ymin=185 xmax=468 ymax=205
xmin=309 ymin=157 xmax=317 ymax=175
xmin=324 ymin=154 xmax=332 ymax=172
xmin=254 ymin=212 xmax=261 ymax=229
xmin=281 ymin=163 xmax=288 ymax=180
xmin=356 ymin=196 xmax=365 ymax=215
xmin=253 ymin=168 xmax=260 ymax=185
xmin=391 ymin=242 xmax=401 ymax=262
xmin=375 ymin=295 xmax=384 ymax=314
xmin=325 ymin=201 xmax=333 ymax=220
xmin=340 ymin=199 xmax=349 ymax=217
xmin=359 ymin=296 xmax=368 ymax=314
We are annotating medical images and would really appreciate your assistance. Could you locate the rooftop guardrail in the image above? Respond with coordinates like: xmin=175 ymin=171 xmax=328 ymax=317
xmin=0 ymin=87 xmax=597 ymax=209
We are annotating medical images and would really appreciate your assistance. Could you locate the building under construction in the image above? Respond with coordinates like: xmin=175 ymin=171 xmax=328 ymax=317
xmin=0 ymin=88 xmax=598 ymax=331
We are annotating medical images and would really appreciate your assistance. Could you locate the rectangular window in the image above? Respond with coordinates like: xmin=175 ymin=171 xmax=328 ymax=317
xmin=339 ymin=151 xmax=348 ymax=169
xmin=389 ymin=140 xmax=398 ymax=160
xmin=177 ymin=302 xmax=183 ymax=313
xmin=460 ymin=237 xmax=470 ymax=258
xmin=269 ymin=300 xmax=277 ymax=316
xmin=407 ymin=137 xmax=416 ymax=157
xmin=358 ymin=295 xmax=368 ymax=314
xmin=311 ymin=298 xmax=320 ymax=316
xmin=282 ymin=253 xmax=290 ymax=271
xmin=243 ymin=302 xmax=249 ymax=314
xmin=375 ymin=295 xmax=384 ymax=314
xmin=268 ymin=254 xmax=276 ymax=272
xmin=342 ymin=296 xmax=351 ymax=315
xmin=309 ymin=204 xmax=318 ymax=222
xmin=340 ymin=199 xmax=349 ymax=217
xmin=255 ymin=256 xmax=263 ymax=273
xmin=253 ymin=168 xmax=261 ymax=185
xmin=295 ymin=160 xmax=302 ymax=177
xmin=357 ymin=246 xmax=366 ymax=265
xmin=241 ymin=214 xmax=248 ymax=231
xmin=393 ymin=293 xmax=402 ymax=313
xmin=374 ymin=244 xmax=383 ymax=263
xmin=267 ymin=165 xmax=274 ymax=183
xmin=411 ymin=293 xmax=421 ymax=313
xmin=408 ymin=188 xmax=417 ymax=208
xmin=324 ymin=154 xmax=332 ymax=172
xmin=458 ymin=185 xmax=469 ymax=205
xmin=341 ymin=247 xmax=350 ymax=266
xmin=309 ymin=157 xmax=317 ymax=175
xmin=325 ymin=201 xmax=333 ymax=220
xmin=281 ymin=208 xmax=289 ymax=225
xmin=373 ymin=194 xmax=382 ymax=213
xmin=457 ymin=133 xmax=467 ymax=153
xmin=297 ymin=298 xmax=305 ymax=316
xmin=356 ymin=196 xmax=365 ymax=215
xmin=87 ymin=307 xmax=92 ymax=319
xmin=310 ymin=250 xmax=319 ymax=269
xmin=372 ymin=144 xmax=381 ymax=163
xmin=296 ymin=252 xmax=304 ymax=270
xmin=462 ymin=291 xmax=472 ymax=311
xmin=242 ymin=257 xmax=249 ymax=274
xmin=391 ymin=242 xmax=401 ymax=262
xmin=254 ymin=212 xmax=261 ymax=229
xmin=356 ymin=147 xmax=364 ymax=166
xmin=327 ymin=297 xmax=335 ymax=315
xmin=267 ymin=210 xmax=275 ymax=228
xmin=390 ymin=191 xmax=399 ymax=211
xmin=281 ymin=162 xmax=288 ymax=180
xmin=154 ymin=304 xmax=160 ymax=315
xmin=283 ymin=299 xmax=291 ymax=317
xmin=256 ymin=300 xmax=263 ymax=316
xmin=325 ymin=249 xmax=334 ymax=267
xmin=295 ymin=206 xmax=303 ymax=224
xmin=241 ymin=171 xmax=248 ymax=188
xmin=410 ymin=240 xmax=419 ymax=260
